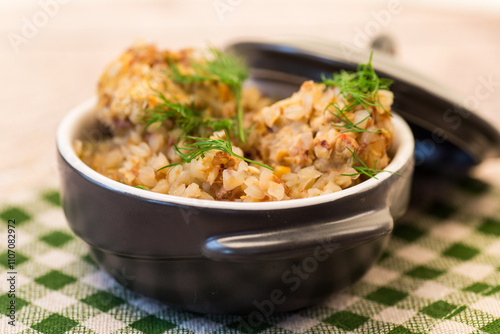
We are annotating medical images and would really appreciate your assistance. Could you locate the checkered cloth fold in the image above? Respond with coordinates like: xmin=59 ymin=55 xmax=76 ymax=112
xmin=1 ymin=175 xmax=500 ymax=334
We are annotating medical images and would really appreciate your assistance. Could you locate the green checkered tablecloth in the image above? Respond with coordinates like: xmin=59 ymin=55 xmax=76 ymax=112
xmin=2 ymin=175 xmax=500 ymax=334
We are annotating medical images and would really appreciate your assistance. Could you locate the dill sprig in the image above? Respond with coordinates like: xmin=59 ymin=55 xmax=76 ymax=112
xmin=341 ymin=148 xmax=395 ymax=179
xmin=141 ymin=90 xmax=233 ymax=137
xmin=329 ymin=104 xmax=386 ymax=134
xmin=158 ymin=130 xmax=273 ymax=171
xmin=322 ymin=53 xmax=392 ymax=115
xmin=168 ymin=48 xmax=249 ymax=142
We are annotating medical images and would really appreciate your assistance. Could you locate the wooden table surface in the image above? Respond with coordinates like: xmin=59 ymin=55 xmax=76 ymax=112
xmin=1 ymin=0 xmax=500 ymax=204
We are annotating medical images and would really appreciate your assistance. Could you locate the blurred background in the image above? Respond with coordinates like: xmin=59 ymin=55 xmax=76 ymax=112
xmin=1 ymin=0 xmax=499 ymax=203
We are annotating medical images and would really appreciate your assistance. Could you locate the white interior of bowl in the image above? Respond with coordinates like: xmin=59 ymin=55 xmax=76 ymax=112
xmin=57 ymin=96 xmax=414 ymax=210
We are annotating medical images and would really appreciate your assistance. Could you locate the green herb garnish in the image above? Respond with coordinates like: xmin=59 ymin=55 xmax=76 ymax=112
xmin=168 ymin=48 xmax=249 ymax=142
xmin=322 ymin=53 xmax=393 ymax=120
xmin=341 ymin=147 xmax=395 ymax=179
xmin=135 ymin=185 xmax=149 ymax=190
xmin=141 ymin=90 xmax=233 ymax=137
xmin=158 ymin=130 xmax=273 ymax=171
xmin=329 ymin=103 xmax=386 ymax=134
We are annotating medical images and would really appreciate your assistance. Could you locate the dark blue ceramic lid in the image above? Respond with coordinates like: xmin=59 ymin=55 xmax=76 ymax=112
xmin=226 ymin=40 xmax=500 ymax=172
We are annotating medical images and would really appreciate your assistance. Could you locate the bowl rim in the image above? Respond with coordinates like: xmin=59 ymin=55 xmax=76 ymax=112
xmin=57 ymin=96 xmax=414 ymax=211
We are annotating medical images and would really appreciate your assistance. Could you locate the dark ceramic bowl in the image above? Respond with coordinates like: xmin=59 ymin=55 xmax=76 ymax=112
xmin=56 ymin=48 xmax=414 ymax=314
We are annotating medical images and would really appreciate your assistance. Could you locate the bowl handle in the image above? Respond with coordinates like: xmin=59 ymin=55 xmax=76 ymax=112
xmin=202 ymin=207 xmax=393 ymax=262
